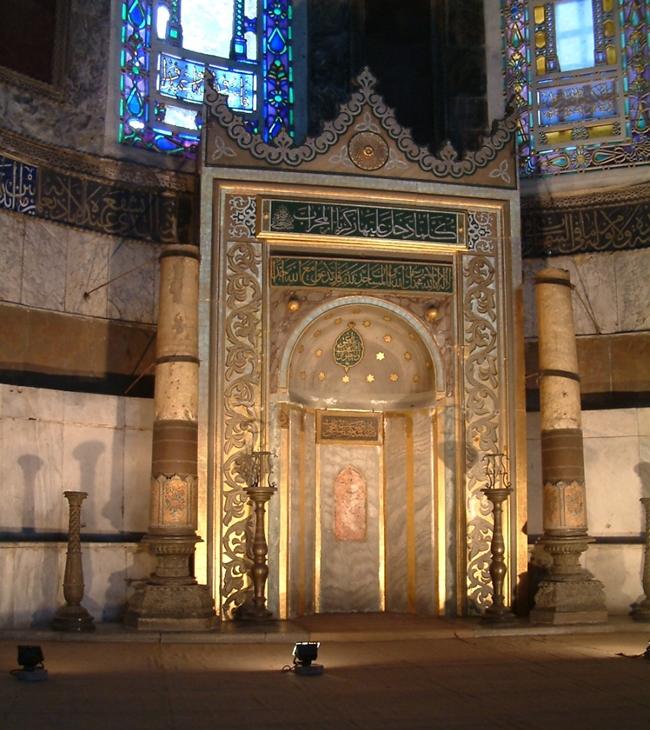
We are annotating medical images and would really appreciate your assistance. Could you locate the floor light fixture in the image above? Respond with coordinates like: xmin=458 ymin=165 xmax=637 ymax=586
xmin=292 ymin=641 xmax=323 ymax=675
xmin=12 ymin=645 xmax=48 ymax=681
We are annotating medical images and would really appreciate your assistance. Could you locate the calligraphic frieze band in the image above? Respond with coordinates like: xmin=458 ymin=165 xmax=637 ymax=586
xmin=260 ymin=198 xmax=465 ymax=247
xmin=0 ymin=151 xmax=189 ymax=245
xmin=316 ymin=411 xmax=383 ymax=445
xmin=270 ymin=257 xmax=453 ymax=293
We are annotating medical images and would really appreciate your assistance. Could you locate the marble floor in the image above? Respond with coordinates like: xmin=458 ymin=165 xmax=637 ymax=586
xmin=0 ymin=616 xmax=649 ymax=729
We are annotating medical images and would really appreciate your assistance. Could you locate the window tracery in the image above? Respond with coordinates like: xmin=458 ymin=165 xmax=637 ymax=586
xmin=503 ymin=0 xmax=650 ymax=176
xmin=119 ymin=0 xmax=293 ymax=157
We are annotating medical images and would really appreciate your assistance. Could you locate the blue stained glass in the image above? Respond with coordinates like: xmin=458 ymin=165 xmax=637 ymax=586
xmin=120 ymin=0 xmax=294 ymax=157
xmin=211 ymin=66 xmax=257 ymax=112
xmin=129 ymin=0 xmax=146 ymax=27
xmin=537 ymin=80 xmax=618 ymax=125
xmin=158 ymin=54 xmax=206 ymax=102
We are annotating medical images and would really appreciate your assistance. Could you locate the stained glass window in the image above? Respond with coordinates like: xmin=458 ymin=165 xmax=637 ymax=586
xmin=503 ymin=0 xmax=650 ymax=176
xmin=119 ymin=0 xmax=294 ymax=157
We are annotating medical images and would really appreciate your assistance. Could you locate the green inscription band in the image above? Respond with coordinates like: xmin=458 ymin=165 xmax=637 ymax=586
xmin=261 ymin=199 xmax=463 ymax=246
xmin=270 ymin=256 xmax=453 ymax=293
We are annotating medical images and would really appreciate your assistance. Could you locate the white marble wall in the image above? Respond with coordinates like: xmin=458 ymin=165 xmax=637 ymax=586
xmin=523 ymin=248 xmax=650 ymax=339
xmin=0 ymin=209 xmax=161 ymax=323
xmin=0 ymin=542 xmax=157 ymax=628
xmin=527 ymin=407 xmax=650 ymax=613
xmin=0 ymin=384 xmax=155 ymax=626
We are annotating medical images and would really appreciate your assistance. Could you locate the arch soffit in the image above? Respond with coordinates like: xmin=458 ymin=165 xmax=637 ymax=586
xmin=278 ymin=295 xmax=446 ymax=398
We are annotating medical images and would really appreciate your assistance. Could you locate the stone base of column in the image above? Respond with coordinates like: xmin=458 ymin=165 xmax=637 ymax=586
xmin=530 ymin=535 xmax=607 ymax=625
xmin=530 ymin=579 xmax=607 ymax=625
xmin=124 ymin=584 xmax=218 ymax=631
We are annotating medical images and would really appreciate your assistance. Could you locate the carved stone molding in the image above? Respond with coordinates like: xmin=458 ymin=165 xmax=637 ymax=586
xmin=205 ymin=68 xmax=517 ymax=186
xmin=219 ymin=197 xmax=263 ymax=617
xmin=462 ymin=250 xmax=500 ymax=613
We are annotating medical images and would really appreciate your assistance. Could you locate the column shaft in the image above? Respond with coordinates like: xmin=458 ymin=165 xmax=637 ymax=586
xmin=530 ymin=268 xmax=606 ymax=625
xmin=125 ymin=244 xmax=216 ymax=630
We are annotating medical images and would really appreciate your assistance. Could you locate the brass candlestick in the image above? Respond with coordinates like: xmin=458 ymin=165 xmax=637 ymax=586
xmin=633 ymin=497 xmax=650 ymax=622
xmin=52 ymin=491 xmax=95 ymax=632
xmin=481 ymin=454 xmax=516 ymax=624
xmin=239 ymin=451 xmax=276 ymax=621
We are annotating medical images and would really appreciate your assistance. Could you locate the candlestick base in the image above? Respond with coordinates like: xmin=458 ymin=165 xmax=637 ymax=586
xmin=481 ymin=604 xmax=517 ymax=624
xmin=51 ymin=604 xmax=95 ymax=632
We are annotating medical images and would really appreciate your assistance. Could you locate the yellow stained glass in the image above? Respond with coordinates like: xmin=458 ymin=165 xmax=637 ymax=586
xmin=534 ymin=5 xmax=545 ymax=24
xmin=535 ymin=31 xmax=546 ymax=49
xmin=536 ymin=55 xmax=546 ymax=75
xmin=606 ymin=45 xmax=617 ymax=64
xmin=604 ymin=20 xmax=615 ymax=37
xmin=602 ymin=0 xmax=613 ymax=11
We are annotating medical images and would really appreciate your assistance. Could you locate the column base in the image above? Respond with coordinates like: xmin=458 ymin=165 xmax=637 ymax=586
xmin=51 ymin=604 xmax=96 ymax=632
xmin=530 ymin=578 xmax=607 ymax=625
xmin=124 ymin=583 xmax=218 ymax=631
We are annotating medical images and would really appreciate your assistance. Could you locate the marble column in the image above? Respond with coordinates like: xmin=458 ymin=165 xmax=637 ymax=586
xmin=530 ymin=268 xmax=607 ymax=625
xmin=124 ymin=244 xmax=217 ymax=630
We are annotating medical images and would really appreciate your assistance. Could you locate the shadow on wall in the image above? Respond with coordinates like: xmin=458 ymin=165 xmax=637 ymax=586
xmin=17 ymin=454 xmax=43 ymax=537
xmin=636 ymin=462 xmax=650 ymax=499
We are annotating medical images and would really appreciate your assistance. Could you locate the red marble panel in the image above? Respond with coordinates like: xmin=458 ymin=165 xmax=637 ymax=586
xmin=334 ymin=466 xmax=367 ymax=541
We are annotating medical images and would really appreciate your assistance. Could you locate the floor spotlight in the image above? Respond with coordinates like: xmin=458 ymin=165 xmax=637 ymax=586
xmin=292 ymin=641 xmax=323 ymax=675
xmin=12 ymin=645 xmax=48 ymax=682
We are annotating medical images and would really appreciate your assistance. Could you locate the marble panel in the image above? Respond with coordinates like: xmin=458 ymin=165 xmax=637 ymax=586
xmin=638 ymin=409 xmax=650 ymax=499
xmin=0 ymin=545 xmax=15 ymax=628
xmin=107 ymin=240 xmax=157 ymax=324
xmin=124 ymin=396 xmax=154 ymax=430
xmin=65 ymin=228 xmax=110 ymax=317
xmin=582 ymin=544 xmax=645 ymax=615
xmin=0 ymin=211 xmax=24 ymax=303
xmin=521 ymin=258 xmax=546 ymax=340
xmin=126 ymin=543 xmax=158 ymax=597
xmin=568 ymin=252 xmax=618 ymax=335
xmin=22 ymin=218 xmax=67 ymax=311
xmin=152 ymin=243 xmax=162 ymax=323
xmin=302 ymin=411 xmax=316 ymax=614
xmin=526 ymin=434 xmax=543 ymax=536
xmin=83 ymin=544 xmax=130 ymax=622
xmin=615 ymin=248 xmax=650 ymax=332
xmin=0 ymin=384 xmax=64 ymax=421
xmin=584 ymin=436 xmax=644 ymax=536
xmin=12 ymin=544 xmax=66 ymax=628
xmin=123 ymin=427 xmax=152 ymax=533
xmin=526 ymin=410 xmax=541 ymax=440
xmin=638 ymin=408 xmax=650 ymax=437
xmin=319 ymin=443 xmax=380 ymax=613
xmin=582 ymin=408 xmax=639 ymax=439
xmin=0 ymin=418 xmax=65 ymax=532
xmin=384 ymin=415 xmax=408 ymax=613
xmin=412 ymin=411 xmax=435 ymax=615
xmin=62 ymin=423 xmax=125 ymax=534
xmin=288 ymin=408 xmax=316 ymax=616
xmin=63 ymin=390 xmax=124 ymax=428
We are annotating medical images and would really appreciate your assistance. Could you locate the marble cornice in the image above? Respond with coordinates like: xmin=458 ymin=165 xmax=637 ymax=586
xmin=0 ymin=128 xmax=195 ymax=193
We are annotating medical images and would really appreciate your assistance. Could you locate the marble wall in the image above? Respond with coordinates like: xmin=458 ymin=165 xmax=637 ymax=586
xmin=523 ymin=248 xmax=650 ymax=340
xmin=0 ymin=383 xmax=155 ymax=627
xmin=0 ymin=209 xmax=160 ymax=323
xmin=527 ymin=407 xmax=650 ymax=614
